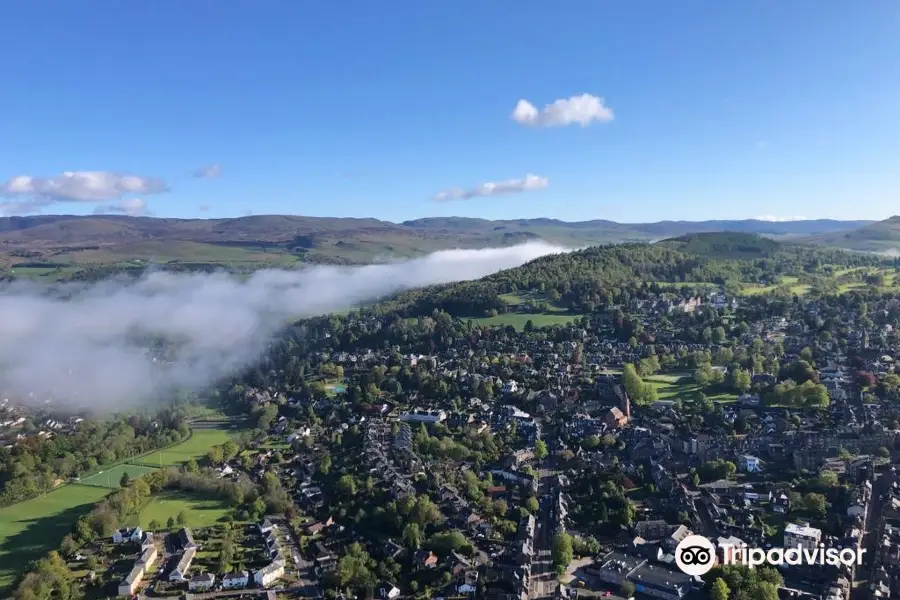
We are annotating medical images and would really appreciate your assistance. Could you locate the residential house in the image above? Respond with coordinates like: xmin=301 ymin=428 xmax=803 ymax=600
xmin=113 ymin=526 xmax=143 ymax=544
xmin=255 ymin=559 xmax=285 ymax=588
xmin=189 ymin=573 xmax=216 ymax=591
xmin=168 ymin=547 xmax=197 ymax=581
xmin=118 ymin=564 xmax=145 ymax=597
xmin=379 ymin=583 xmax=401 ymax=599
xmin=222 ymin=570 xmax=249 ymax=589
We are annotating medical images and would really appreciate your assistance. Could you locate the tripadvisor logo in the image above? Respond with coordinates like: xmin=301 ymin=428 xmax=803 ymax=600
xmin=674 ymin=534 xmax=866 ymax=576
xmin=675 ymin=535 xmax=716 ymax=576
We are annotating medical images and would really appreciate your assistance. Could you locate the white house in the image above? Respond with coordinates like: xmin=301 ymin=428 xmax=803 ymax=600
xmin=255 ymin=559 xmax=285 ymax=588
xmin=113 ymin=526 xmax=143 ymax=544
xmin=188 ymin=572 xmax=215 ymax=591
xmin=222 ymin=570 xmax=249 ymax=589
xmin=379 ymin=583 xmax=401 ymax=599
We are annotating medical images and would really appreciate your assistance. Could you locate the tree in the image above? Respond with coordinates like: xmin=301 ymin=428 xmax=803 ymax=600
xmin=176 ymin=510 xmax=188 ymax=526
xmin=167 ymin=516 xmax=176 ymax=528
xmin=711 ymin=578 xmax=730 ymax=600
xmin=534 ymin=440 xmax=548 ymax=461
xmin=552 ymin=532 xmax=574 ymax=575
xmin=119 ymin=472 xmax=131 ymax=488
xmin=402 ymin=523 xmax=422 ymax=549
xmin=337 ymin=475 xmax=358 ymax=497
xmin=149 ymin=519 xmax=162 ymax=530
xmin=60 ymin=534 xmax=78 ymax=558
xmin=525 ymin=497 xmax=540 ymax=513
xmin=620 ymin=581 xmax=636 ymax=598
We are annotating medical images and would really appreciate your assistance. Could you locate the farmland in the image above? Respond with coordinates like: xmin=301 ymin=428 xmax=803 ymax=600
xmin=0 ymin=484 xmax=111 ymax=589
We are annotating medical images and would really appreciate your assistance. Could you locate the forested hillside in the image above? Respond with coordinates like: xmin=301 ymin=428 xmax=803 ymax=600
xmin=374 ymin=234 xmax=894 ymax=318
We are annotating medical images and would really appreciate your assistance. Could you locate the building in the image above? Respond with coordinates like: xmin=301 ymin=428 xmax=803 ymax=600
xmin=255 ymin=559 xmax=285 ymax=588
xmin=740 ymin=455 xmax=762 ymax=473
xmin=785 ymin=522 xmax=822 ymax=552
xmin=176 ymin=527 xmax=199 ymax=550
xmin=394 ymin=422 xmax=413 ymax=453
xmin=137 ymin=545 xmax=157 ymax=570
xmin=258 ymin=518 xmax=277 ymax=534
xmin=399 ymin=409 xmax=447 ymax=424
xmin=118 ymin=564 xmax=145 ymax=597
xmin=113 ymin=526 xmax=143 ymax=544
xmin=605 ymin=406 xmax=628 ymax=428
xmin=222 ymin=570 xmax=249 ymax=589
xmin=188 ymin=572 xmax=216 ymax=591
xmin=168 ymin=547 xmax=197 ymax=581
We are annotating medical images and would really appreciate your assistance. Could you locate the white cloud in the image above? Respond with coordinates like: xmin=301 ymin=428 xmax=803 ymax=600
xmin=194 ymin=163 xmax=222 ymax=179
xmin=0 ymin=242 xmax=566 ymax=409
xmin=93 ymin=198 xmax=149 ymax=217
xmin=433 ymin=174 xmax=549 ymax=202
xmin=756 ymin=140 xmax=769 ymax=150
xmin=512 ymin=94 xmax=614 ymax=127
xmin=2 ymin=171 xmax=167 ymax=202
xmin=1 ymin=171 xmax=167 ymax=215
xmin=754 ymin=215 xmax=809 ymax=222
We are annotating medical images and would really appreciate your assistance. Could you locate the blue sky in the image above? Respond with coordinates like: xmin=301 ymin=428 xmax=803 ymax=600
xmin=1 ymin=1 xmax=898 ymax=223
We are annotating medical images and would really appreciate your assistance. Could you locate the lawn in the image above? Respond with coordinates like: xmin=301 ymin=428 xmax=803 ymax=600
xmin=78 ymin=464 xmax=156 ymax=489
xmin=132 ymin=427 xmax=234 ymax=468
xmin=644 ymin=374 xmax=738 ymax=403
xmin=0 ymin=484 xmax=112 ymax=590
xmin=126 ymin=491 xmax=232 ymax=530
xmin=470 ymin=312 xmax=584 ymax=331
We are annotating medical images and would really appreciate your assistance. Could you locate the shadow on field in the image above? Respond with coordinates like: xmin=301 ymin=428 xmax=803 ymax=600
xmin=0 ymin=502 xmax=96 ymax=591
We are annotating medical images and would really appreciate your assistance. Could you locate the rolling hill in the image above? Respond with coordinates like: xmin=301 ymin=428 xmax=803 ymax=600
xmin=802 ymin=216 xmax=900 ymax=254
xmin=0 ymin=214 xmax=879 ymax=273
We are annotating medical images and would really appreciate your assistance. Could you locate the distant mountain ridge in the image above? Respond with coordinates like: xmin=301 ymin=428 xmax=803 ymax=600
xmin=0 ymin=213 xmax=884 ymax=268
xmin=803 ymin=216 xmax=900 ymax=253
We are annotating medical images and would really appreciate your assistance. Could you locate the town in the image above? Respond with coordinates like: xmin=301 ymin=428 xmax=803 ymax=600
xmin=4 ymin=237 xmax=900 ymax=600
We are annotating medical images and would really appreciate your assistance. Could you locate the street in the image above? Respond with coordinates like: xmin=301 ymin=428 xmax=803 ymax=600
xmin=529 ymin=461 xmax=559 ymax=600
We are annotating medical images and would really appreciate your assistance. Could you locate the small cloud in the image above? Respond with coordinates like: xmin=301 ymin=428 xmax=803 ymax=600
xmin=512 ymin=94 xmax=614 ymax=127
xmin=199 ymin=205 xmax=210 ymax=212
xmin=94 ymin=198 xmax=149 ymax=217
xmin=756 ymin=141 xmax=769 ymax=150
xmin=433 ymin=174 xmax=549 ymax=202
xmin=754 ymin=215 xmax=808 ymax=222
xmin=193 ymin=163 xmax=222 ymax=179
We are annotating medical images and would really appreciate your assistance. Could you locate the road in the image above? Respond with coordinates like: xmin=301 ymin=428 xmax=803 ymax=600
xmin=529 ymin=462 xmax=558 ymax=600
xmin=852 ymin=467 xmax=893 ymax=600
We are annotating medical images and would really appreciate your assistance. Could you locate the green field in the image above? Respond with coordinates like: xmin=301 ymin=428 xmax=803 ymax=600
xmin=132 ymin=428 xmax=234 ymax=468
xmin=645 ymin=373 xmax=738 ymax=403
xmin=471 ymin=312 xmax=584 ymax=331
xmin=126 ymin=491 xmax=232 ymax=530
xmin=0 ymin=423 xmax=237 ymax=590
xmin=0 ymin=484 xmax=111 ymax=589
xmin=77 ymin=464 xmax=157 ymax=489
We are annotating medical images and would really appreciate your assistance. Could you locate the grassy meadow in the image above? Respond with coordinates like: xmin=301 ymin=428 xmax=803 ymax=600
xmin=0 ymin=484 xmax=112 ymax=589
